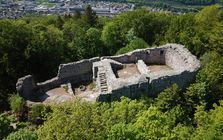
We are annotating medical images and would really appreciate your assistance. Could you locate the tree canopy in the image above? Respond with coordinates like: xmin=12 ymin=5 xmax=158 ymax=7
xmin=0 ymin=5 xmax=223 ymax=139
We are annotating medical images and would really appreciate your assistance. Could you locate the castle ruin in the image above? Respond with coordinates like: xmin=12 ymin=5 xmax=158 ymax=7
xmin=16 ymin=44 xmax=200 ymax=103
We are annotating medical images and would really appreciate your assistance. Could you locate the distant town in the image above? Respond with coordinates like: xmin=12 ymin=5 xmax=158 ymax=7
xmin=0 ymin=0 xmax=135 ymax=19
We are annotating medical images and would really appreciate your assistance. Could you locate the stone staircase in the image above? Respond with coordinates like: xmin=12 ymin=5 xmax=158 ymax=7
xmin=98 ymin=66 xmax=108 ymax=93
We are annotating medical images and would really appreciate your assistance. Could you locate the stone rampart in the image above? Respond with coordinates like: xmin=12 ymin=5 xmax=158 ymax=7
xmin=37 ymin=77 xmax=61 ymax=92
xmin=16 ymin=57 xmax=100 ymax=99
xmin=16 ymin=44 xmax=200 ymax=102
xmin=57 ymin=57 xmax=100 ymax=84
xmin=16 ymin=75 xmax=37 ymax=99
xmin=137 ymin=60 xmax=150 ymax=74
xmin=97 ymin=76 xmax=149 ymax=102
xmin=102 ymin=47 xmax=166 ymax=65
xmin=165 ymin=44 xmax=200 ymax=71
xmin=149 ymin=71 xmax=197 ymax=96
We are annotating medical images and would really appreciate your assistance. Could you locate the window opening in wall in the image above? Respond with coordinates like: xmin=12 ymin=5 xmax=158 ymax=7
xmin=160 ymin=50 xmax=164 ymax=55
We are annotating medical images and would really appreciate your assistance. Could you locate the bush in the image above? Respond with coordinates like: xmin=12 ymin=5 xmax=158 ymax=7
xmin=116 ymin=38 xmax=149 ymax=55
xmin=30 ymin=104 xmax=47 ymax=125
xmin=5 ymin=128 xmax=37 ymax=140
xmin=9 ymin=94 xmax=25 ymax=113
xmin=0 ymin=113 xmax=12 ymax=139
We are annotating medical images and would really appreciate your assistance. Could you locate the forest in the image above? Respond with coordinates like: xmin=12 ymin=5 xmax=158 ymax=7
xmin=0 ymin=4 xmax=223 ymax=139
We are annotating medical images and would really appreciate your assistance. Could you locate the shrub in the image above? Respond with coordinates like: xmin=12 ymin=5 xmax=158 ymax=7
xmin=9 ymin=94 xmax=25 ymax=113
xmin=116 ymin=38 xmax=149 ymax=55
xmin=30 ymin=104 xmax=47 ymax=125
xmin=0 ymin=113 xmax=12 ymax=139
xmin=5 ymin=128 xmax=37 ymax=140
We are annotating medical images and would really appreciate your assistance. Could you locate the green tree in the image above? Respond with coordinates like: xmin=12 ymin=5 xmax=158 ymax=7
xmin=37 ymin=98 xmax=149 ymax=140
xmin=116 ymin=38 xmax=149 ymax=55
xmin=6 ymin=128 xmax=37 ymax=140
xmin=132 ymin=106 xmax=173 ymax=139
xmin=83 ymin=5 xmax=98 ymax=26
xmin=86 ymin=28 xmax=104 ymax=57
xmin=170 ymin=124 xmax=193 ymax=140
xmin=0 ymin=20 xmax=32 ymax=109
xmin=197 ymin=56 xmax=223 ymax=107
xmin=37 ymin=100 xmax=105 ymax=140
xmin=193 ymin=102 xmax=223 ymax=139
xmin=73 ymin=10 xmax=81 ymax=19
xmin=155 ymin=84 xmax=182 ymax=112
xmin=195 ymin=5 xmax=221 ymax=29
xmin=30 ymin=104 xmax=48 ymax=125
xmin=108 ymin=123 xmax=135 ymax=140
xmin=126 ymin=28 xmax=136 ymax=42
xmin=25 ymin=25 xmax=65 ymax=81
xmin=209 ymin=22 xmax=223 ymax=53
xmin=9 ymin=94 xmax=25 ymax=114
xmin=55 ymin=15 xmax=64 ymax=29
xmin=101 ymin=21 xmax=123 ymax=54
xmin=185 ymin=82 xmax=207 ymax=107
xmin=0 ymin=113 xmax=12 ymax=139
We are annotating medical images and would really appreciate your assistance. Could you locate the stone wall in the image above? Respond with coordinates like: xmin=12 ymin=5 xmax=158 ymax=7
xmin=102 ymin=47 xmax=166 ymax=65
xmin=97 ymin=44 xmax=200 ymax=101
xmin=98 ymin=70 xmax=197 ymax=101
xmin=16 ymin=57 xmax=100 ymax=99
xmin=97 ymin=81 xmax=149 ymax=102
xmin=165 ymin=44 xmax=200 ymax=72
xmin=149 ymin=71 xmax=197 ymax=96
xmin=16 ymin=75 xmax=37 ymax=99
xmin=37 ymin=77 xmax=61 ymax=92
xmin=16 ymin=43 xmax=200 ymax=102
xmin=111 ymin=81 xmax=149 ymax=101
xmin=137 ymin=60 xmax=150 ymax=74
xmin=57 ymin=57 xmax=100 ymax=84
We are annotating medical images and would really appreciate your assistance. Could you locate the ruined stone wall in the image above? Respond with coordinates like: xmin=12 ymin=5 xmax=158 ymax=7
xmin=111 ymin=81 xmax=149 ymax=100
xmin=102 ymin=47 xmax=166 ymax=65
xmin=16 ymin=44 xmax=200 ymax=102
xmin=16 ymin=75 xmax=37 ymax=99
xmin=137 ymin=60 xmax=150 ymax=74
xmin=97 ymin=81 xmax=149 ymax=102
xmin=149 ymin=71 xmax=197 ymax=96
xmin=37 ymin=77 xmax=61 ymax=92
xmin=165 ymin=44 xmax=200 ymax=72
xmin=97 ymin=44 xmax=200 ymax=101
xmin=98 ymin=70 xmax=197 ymax=101
xmin=102 ymin=61 xmax=117 ymax=92
xmin=36 ymin=57 xmax=100 ymax=91
xmin=16 ymin=57 xmax=100 ymax=99
xmin=57 ymin=57 xmax=100 ymax=84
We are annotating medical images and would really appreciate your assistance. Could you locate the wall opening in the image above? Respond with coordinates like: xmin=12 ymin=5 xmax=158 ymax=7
xmin=160 ymin=50 xmax=164 ymax=55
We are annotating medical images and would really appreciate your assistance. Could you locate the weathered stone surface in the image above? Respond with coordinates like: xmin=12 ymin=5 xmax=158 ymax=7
xmin=95 ymin=44 xmax=200 ymax=101
xmin=165 ymin=44 xmax=200 ymax=72
xmin=16 ymin=44 xmax=200 ymax=103
xmin=16 ymin=75 xmax=37 ymax=99
xmin=102 ymin=47 xmax=166 ymax=64
xmin=137 ymin=60 xmax=150 ymax=74
xmin=37 ymin=77 xmax=60 ymax=92
xmin=57 ymin=57 xmax=100 ymax=80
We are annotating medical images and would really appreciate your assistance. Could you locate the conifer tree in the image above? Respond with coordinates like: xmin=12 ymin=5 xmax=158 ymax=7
xmin=83 ymin=5 xmax=98 ymax=26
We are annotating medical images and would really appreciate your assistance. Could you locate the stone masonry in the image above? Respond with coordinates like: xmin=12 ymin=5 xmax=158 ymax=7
xmin=16 ymin=44 xmax=200 ymax=103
